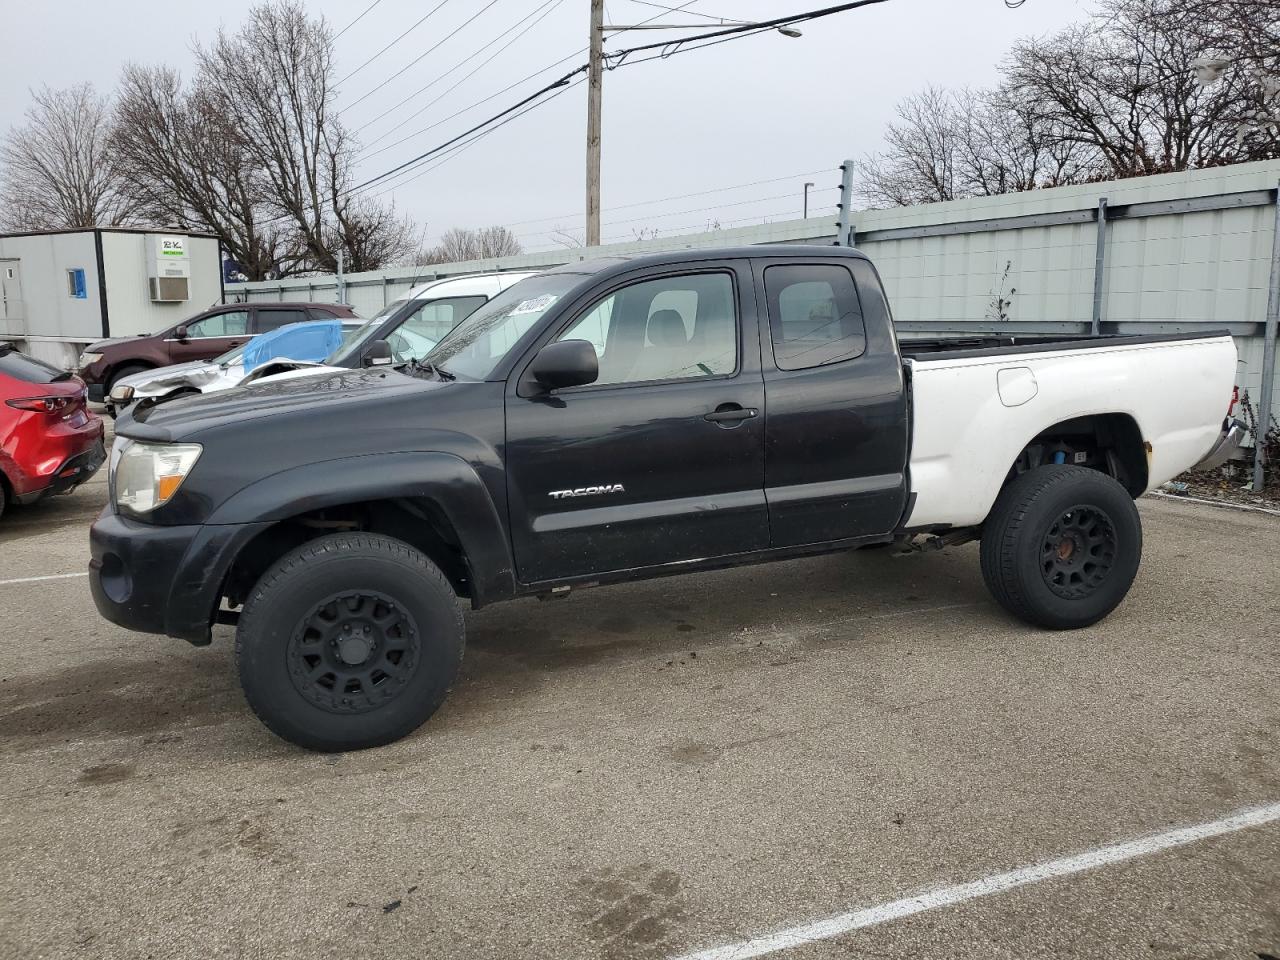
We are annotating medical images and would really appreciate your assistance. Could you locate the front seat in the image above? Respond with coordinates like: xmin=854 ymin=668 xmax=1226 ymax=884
xmin=633 ymin=309 xmax=689 ymax=381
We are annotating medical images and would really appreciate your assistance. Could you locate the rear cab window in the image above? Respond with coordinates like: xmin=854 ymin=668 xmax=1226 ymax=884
xmin=764 ymin=264 xmax=866 ymax=370
xmin=0 ymin=347 xmax=70 ymax=384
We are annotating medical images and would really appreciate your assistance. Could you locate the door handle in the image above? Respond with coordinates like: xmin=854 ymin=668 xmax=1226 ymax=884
xmin=703 ymin=404 xmax=758 ymax=424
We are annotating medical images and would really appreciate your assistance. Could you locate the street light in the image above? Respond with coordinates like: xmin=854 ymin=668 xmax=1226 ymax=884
xmin=585 ymin=2 xmax=804 ymax=245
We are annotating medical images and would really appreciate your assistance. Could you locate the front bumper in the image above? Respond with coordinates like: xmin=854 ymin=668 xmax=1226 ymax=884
xmin=89 ymin=510 xmax=271 ymax=645
xmin=1193 ymin=417 xmax=1247 ymax=472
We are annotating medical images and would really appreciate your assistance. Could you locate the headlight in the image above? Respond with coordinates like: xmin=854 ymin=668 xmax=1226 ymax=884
xmin=114 ymin=441 xmax=203 ymax=515
xmin=79 ymin=351 xmax=104 ymax=367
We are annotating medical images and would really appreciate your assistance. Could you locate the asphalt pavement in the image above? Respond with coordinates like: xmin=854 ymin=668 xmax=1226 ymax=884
xmin=1 ymin=448 xmax=1278 ymax=960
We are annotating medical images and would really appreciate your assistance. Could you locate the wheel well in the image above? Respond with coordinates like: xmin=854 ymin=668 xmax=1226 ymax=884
xmin=1005 ymin=413 xmax=1148 ymax=497
xmin=107 ymin=361 xmax=154 ymax=387
xmin=220 ymin=498 xmax=472 ymax=609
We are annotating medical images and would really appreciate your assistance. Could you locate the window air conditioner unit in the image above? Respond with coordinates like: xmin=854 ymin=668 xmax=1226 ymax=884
xmin=149 ymin=276 xmax=190 ymax=302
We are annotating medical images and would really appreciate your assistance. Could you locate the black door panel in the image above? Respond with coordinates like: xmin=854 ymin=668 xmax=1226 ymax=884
xmin=757 ymin=258 xmax=909 ymax=547
xmin=505 ymin=262 xmax=767 ymax=583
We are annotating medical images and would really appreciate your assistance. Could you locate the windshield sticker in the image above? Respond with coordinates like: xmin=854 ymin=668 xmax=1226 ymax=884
xmin=509 ymin=294 xmax=557 ymax=316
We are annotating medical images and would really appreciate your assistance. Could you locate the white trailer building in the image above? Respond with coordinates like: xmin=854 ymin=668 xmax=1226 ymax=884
xmin=0 ymin=227 xmax=223 ymax=368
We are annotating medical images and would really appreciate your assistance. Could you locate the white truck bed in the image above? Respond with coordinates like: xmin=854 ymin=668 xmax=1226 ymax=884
xmin=905 ymin=334 xmax=1238 ymax=528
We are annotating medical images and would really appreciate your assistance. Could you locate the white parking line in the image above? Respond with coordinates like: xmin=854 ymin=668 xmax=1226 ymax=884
xmin=0 ymin=572 xmax=89 ymax=587
xmin=674 ymin=800 xmax=1280 ymax=960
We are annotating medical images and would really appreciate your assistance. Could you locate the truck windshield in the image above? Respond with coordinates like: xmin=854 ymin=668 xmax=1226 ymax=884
xmin=424 ymin=275 xmax=577 ymax=380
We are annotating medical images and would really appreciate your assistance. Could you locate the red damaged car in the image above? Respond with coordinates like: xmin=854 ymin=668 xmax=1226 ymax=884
xmin=0 ymin=344 xmax=105 ymax=519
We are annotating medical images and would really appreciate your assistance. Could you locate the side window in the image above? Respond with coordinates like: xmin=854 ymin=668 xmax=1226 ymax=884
xmin=185 ymin=310 xmax=249 ymax=338
xmin=256 ymin=309 xmax=309 ymax=332
xmin=555 ymin=272 xmax=737 ymax=386
xmin=764 ymin=264 xmax=866 ymax=370
xmin=396 ymin=296 xmax=487 ymax=359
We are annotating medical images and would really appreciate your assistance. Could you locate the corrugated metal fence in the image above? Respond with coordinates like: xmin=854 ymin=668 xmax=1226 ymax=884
xmin=228 ymin=160 xmax=1280 ymax=432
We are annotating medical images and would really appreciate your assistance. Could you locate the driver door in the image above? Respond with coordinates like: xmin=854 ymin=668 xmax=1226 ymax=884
xmin=504 ymin=263 xmax=768 ymax=585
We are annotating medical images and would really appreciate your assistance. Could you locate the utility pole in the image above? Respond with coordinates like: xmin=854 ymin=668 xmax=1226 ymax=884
xmin=588 ymin=12 xmax=802 ymax=246
xmin=586 ymin=0 xmax=604 ymax=247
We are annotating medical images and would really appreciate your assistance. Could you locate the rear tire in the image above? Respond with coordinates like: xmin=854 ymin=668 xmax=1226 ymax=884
xmin=979 ymin=465 xmax=1141 ymax=630
xmin=236 ymin=533 xmax=464 ymax=751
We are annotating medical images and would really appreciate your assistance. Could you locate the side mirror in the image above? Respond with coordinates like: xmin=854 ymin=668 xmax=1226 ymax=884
xmin=529 ymin=339 xmax=598 ymax=392
xmin=174 ymin=325 xmax=189 ymax=341
xmin=364 ymin=339 xmax=393 ymax=366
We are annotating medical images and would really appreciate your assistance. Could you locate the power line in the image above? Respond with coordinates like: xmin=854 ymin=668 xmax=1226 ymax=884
xmin=341 ymin=0 xmax=506 ymax=114
xmin=358 ymin=0 xmax=695 ymax=160
xmin=356 ymin=51 xmax=586 ymax=162
xmin=601 ymin=187 xmax=836 ymax=228
xmin=338 ymin=0 xmax=456 ymax=85
xmin=348 ymin=0 xmax=888 ymax=212
xmin=368 ymin=76 xmax=586 ymax=204
xmin=353 ymin=0 xmax=568 ymax=146
xmin=503 ymin=168 xmax=831 ymax=227
xmin=350 ymin=65 xmax=587 ymax=194
xmin=333 ymin=0 xmax=384 ymax=39
xmin=605 ymin=0 xmax=890 ymax=63
xmin=350 ymin=0 xmax=567 ymax=133
xmin=622 ymin=0 xmax=745 ymax=24
xmin=516 ymin=189 xmax=833 ymax=244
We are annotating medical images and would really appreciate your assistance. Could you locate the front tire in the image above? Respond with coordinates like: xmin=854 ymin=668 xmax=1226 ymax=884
xmin=236 ymin=533 xmax=464 ymax=751
xmin=980 ymin=465 xmax=1142 ymax=630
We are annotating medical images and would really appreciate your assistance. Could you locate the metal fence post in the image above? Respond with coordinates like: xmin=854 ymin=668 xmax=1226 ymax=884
xmin=835 ymin=159 xmax=855 ymax=246
xmin=1091 ymin=197 xmax=1108 ymax=335
xmin=1253 ymin=183 xmax=1280 ymax=491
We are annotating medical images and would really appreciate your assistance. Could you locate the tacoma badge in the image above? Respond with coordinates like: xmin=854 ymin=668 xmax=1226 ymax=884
xmin=548 ymin=484 xmax=626 ymax=500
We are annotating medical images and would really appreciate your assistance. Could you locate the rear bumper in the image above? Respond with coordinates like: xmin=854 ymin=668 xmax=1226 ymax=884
xmin=89 ymin=511 xmax=272 ymax=645
xmin=1193 ymin=418 xmax=1247 ymax=472
xmin=17 ymin=440 xmax=107 ymax=503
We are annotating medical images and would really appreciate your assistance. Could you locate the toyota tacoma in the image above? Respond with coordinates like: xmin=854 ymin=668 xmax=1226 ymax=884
xmin=88 ymin=247 xmax=1242 ymax=751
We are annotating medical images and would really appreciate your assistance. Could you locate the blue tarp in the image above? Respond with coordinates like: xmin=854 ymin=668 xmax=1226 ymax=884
xmin=240 ymin=320 xmax=345 ymax=371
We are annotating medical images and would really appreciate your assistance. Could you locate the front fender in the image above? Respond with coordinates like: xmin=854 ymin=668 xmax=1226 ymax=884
xmin=206 ymin=451 xmax=515 ymax=606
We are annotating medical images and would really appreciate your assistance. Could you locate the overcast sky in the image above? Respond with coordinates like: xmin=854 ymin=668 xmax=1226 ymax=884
xmin=1 ymin=0 xmax=1089 ymax=253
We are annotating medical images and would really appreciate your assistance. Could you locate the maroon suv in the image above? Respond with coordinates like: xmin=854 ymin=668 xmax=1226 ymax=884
xmin=78 ymin=302 xmax=358 ymax=402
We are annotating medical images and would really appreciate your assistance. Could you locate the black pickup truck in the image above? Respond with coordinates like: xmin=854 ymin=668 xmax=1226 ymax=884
xmin=90 ymin=246 xmax=1238 ymax=751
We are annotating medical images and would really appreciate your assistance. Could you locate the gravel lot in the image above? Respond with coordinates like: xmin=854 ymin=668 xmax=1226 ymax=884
xmin=2 ymin=436 xmax=1278 ymax=960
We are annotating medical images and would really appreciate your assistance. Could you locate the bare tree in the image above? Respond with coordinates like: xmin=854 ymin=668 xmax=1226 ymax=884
xmin=859 ymin=87 xmax=963 ymax=206
xmin=1180 ymin=0 xmax=1280 ymax=156
xmin=415 ymin=226 xmax=524 ymax=264
xmin=110 ymin=2 xmax=415 ymax=277
xmin=112 ymin=64 xmax=292 ymax=280
xmin=861 ymin=0 xmax=1275 ymax=208
xmin=859 ymin=85 xmax=1092 ymax=206
xmin=194 ymin=1 xmax=414 ymax=272
xmin=1005 ymin=0 xmax=1262 ymax=178
xmin=0 ymin=83 xmax=132 ymax=230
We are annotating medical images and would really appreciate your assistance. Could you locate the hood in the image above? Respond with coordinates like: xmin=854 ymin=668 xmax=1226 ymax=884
xmin=238 ymin=359 xmax=333 ymax=386
xmin=88 ymin=334 xmax=152 ymax=352
xmin=117 ymin=359 xmax=219 ymax=390
xmin=121 ymin=366 xmax=453 ymax=440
